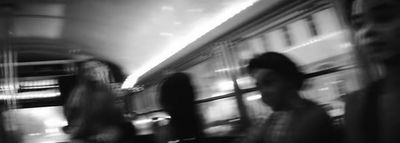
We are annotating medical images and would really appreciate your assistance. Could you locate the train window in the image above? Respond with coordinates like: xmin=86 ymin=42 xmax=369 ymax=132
xmin=12 ymin=3 xmax=65 ymax=38
xmin=312 ymin=8 xmax=341 ymax=35
xmin=247 ymin=36 xmax=268 ymax=54
xmin=198 ymin=97 xmax=240 ymax=135
xmin=268 ymin=29 xmax=286 ymax=51
xmin=13 ymin=17 xmax=63 ymax=38
xmin=261 ymin=34 xmax=270 ymax=51
xmin=305 ymin=16 xmax=319 ymax=36
xmin=233 ymin=41 xmax=253 ymax=71
xmin=131 ymin=91 xmax=146 ymax=113
xmin=131 ymin=85 xmax=161 ymax=114
xmin=242 ymin=91 xmax=272 ymax=123
xmin=2 ymin=106 xmax=69 ymax=143
xmin=236 ymin=76 xmax=256 ymax=89
xmin=281 ymin=26 xmax=293 ymax=47
xmin=287 ymin=19 xmax=312 ymax=45
xmin=185 ymin=55 xmax=234 ymax=100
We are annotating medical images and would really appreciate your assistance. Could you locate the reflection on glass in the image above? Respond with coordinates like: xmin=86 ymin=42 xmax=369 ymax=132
xmin=132 ymin=112 xmax=171 ymax=135
xmin=300 ymin=67 xmax=360 ymax=117
xmin=199 ymin=97 xmax=239 ymax=124
xmin=198 ymin=97 xmax=239 ymax=135
xmin=236 ymin=76 xmax=255 ymax=89
xmin=2 ymin=106 xmax=69 ymax=143
xmin=185 ymin=54 xmax=234 ymax=100
xmin=131 ymin=85 xmax=161 ymax=114
xmin=243 ymin=91 xmax=272 ymax=123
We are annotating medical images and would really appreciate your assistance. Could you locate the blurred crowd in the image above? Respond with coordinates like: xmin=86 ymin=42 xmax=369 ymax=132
xmin=2 ymin=0 xmax=400 ymax=143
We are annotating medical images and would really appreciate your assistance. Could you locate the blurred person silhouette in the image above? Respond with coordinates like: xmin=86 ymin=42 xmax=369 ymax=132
xmin=238 ymin=52 xmax=335 ymax=143
xmin=63 ymin=59 xmax=135 ymax=143
xmin=157 ymin=72 xmax=204 ymax=143
xmin=0 ymin=105 xmax=6 ymax=143
xmin=342 ymin=0 xmax=400 ymax=143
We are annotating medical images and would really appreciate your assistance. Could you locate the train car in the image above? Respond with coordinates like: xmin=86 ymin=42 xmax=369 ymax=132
xmin=0 ymin=0 xmax=378 ymax=142
xmin=129 ymin=0 xmax=361 ymax=136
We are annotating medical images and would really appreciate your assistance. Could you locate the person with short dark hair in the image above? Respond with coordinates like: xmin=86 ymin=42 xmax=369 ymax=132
xmin=343 ymin=0 xmax=400 ymax=143
xmin=240 ymin=52 xmax=334 ymax=143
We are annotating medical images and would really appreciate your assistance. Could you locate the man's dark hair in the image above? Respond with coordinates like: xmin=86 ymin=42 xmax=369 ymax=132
xmin=248 ymin=52 xmax=305 ymax=89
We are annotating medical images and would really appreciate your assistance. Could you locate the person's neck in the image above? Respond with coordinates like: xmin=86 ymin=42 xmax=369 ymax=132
xmin=275 ymin=92 xmax=304 ymax=111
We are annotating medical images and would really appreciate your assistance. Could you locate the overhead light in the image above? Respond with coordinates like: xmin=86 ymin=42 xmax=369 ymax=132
xmin=123 ymin=0 xmax=259 ymax=88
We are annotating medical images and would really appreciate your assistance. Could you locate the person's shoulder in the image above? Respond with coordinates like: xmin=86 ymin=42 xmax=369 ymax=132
xmin=345 ymin=88 xmax=366 ymax=105
xmin=345 ymin=79 xmax=384 ymax=110
xmin=298 ymin=101 xmax=332 ymax=127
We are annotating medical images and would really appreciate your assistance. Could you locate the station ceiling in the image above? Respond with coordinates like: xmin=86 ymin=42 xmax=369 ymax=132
xmin=1 ymin=0 xmax=281 ymax=87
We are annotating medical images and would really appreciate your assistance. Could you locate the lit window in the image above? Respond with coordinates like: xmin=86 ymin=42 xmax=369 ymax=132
xmin=305 ymin=16 xmax=318 ymax=36
xmin=282 ymin=26 xmax=293 ymax=47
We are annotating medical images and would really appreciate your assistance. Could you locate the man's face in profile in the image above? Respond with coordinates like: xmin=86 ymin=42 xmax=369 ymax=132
xmin=351 ymin=0 xmax=400 ymax=62
xmin=250 ymin=68 xmax=292 ymax=110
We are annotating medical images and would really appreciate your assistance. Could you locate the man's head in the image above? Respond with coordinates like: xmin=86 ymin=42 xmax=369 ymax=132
xmin=248 ymin=52 xmax=305 ymax=110
xmin=349 ymin=0 xmax=400 ymax=63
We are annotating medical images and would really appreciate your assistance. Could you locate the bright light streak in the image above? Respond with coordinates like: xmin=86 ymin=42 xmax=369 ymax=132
xmin=28 ymin=133 xmax=41 ymax=136
xmin=340 ymin=42 xmax=352 ymax=49
xmin=328 ymin=108 xmax=344 ymax=117
xmin=236 ymin=76 xmax=253 ymax=86
xmin=319 ymin=87 xmax=329 ymax=91
xmin=215 ymin=68 xmax=230 ymax=73
xmin=44 ymin=119 xmax=68 ymax=127
xmin=45 ymin=128 xmax=60 ymax=134
xmin=44 ymin=128 xmax=64 ymax=137
xmin=122 ymin=0 xmax=259 ymax=88
xmin=21 ymin=85 xmax=58 ymax=90
xmin=283 ymin=31 xmax=344 ymax=53
xmin=216 ymin=80 xmax=234 ymax=91
xmin=133 ymin=119 xmax=152 ymax=125
xmin=121 ymin=75 xmax=138 ymax=89
xmin=246 ymin=94 xmax=261 ymax=101
xmin=0 ymin=91 xmax=60 ymax=100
